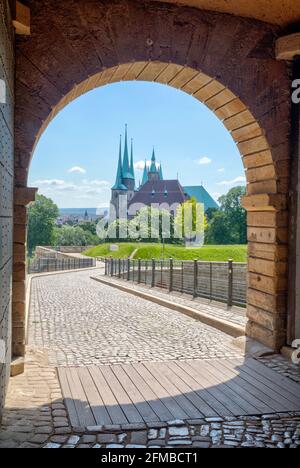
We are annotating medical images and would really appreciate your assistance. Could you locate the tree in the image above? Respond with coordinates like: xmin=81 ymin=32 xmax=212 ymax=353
xmin=175 ymin=197 xmax=206 ymax=244
xmin=54 ymin=225 xmax=98 ymax=246
xmin=27 ymin=195 xmax=59 ymax=253
xmin=80 ymin=220 xmax=98 ymax=236
xmin=205 ymin=186 xmax=247 ymax=244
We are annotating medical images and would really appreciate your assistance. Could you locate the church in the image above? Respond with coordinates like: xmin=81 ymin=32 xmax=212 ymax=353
xmin=110 ymin=126 xmax=218 ymax=220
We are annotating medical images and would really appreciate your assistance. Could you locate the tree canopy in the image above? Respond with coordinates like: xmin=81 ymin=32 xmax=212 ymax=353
xmin=27 ymin=195 xmax=59 ymax=253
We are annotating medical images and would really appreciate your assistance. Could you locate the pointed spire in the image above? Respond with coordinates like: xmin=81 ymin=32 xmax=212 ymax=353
xmin=112 ymin=136 xmax=127 ymax=191
xmin=130 ymin=138 xmax=135 ymax=181
xmin=141 ymin=159 xmax=149 ymax=186
xmin=149 ymin=148 xmax=157 ymax=173
xmin=122 ymin=124 xmax=134 ymax=179
xmin=159 ymin=162 xmax=163 ymax=180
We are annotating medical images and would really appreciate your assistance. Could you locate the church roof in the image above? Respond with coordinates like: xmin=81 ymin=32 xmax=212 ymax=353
xmin=129 ymin=180 xmax=189 ymax=207
xmin=184 ymin=185 xmax=219 ymax=211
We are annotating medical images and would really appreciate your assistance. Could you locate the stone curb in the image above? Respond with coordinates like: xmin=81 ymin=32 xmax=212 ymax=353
xmin=91 ymin=276 xmax=246 ymax=339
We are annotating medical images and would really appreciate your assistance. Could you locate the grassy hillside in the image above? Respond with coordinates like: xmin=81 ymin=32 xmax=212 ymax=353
xmin=84 ymin=243 xmax=247 ymax=262
xmin=84 ymin=243 xmax=137 ymax=259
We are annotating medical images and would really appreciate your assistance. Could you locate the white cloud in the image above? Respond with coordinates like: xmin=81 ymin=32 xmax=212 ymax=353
xmin=68 ymin=166 xmax=86 ymax=174
xmin=217 ymin=176 xmax=246 ymax=186
xmin=218 ymin=168 xmax=225 ymax=173
xmin=34 ymin=179 xmax=66 ymax=186
xmin=194 ymin=157 xmax=212 ymax=165
xmin=134 ymin=160 xmax=148 ymax=170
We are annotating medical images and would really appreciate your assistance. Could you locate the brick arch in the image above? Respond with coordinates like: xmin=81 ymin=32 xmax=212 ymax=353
xmin=13 ymin=0 xmax=291 ymax=361
xmin=33 ymin=62 xmax=275 ymax=194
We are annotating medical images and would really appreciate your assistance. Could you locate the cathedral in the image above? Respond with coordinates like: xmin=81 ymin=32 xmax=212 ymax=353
xmin=110 ymin=126 xmax=218 ymax=220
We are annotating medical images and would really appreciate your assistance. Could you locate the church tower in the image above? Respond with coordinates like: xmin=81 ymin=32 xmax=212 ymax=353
xmin=110 ymin=126 xmax=136 ymax=221
xmin=110 ymin=136 xmax=127 ymax=221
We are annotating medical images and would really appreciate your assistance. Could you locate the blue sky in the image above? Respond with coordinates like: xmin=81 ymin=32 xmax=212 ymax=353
xmin=29 ymin=81 xmax=245 ymax=208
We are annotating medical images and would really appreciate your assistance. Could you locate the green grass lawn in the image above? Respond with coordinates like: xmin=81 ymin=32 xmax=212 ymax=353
xmin=84 ymin=243 xmax=247 ymax=262
xmin=84 ymin=243 xmax=138 ymax=259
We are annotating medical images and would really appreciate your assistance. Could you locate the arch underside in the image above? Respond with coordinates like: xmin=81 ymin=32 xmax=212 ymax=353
xmin=13 ymin=0 xmax=292 ymax=353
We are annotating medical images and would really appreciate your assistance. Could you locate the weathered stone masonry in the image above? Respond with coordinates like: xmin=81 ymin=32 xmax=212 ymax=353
xmin=14 ymin=0 xmax=292 ymax=354
xmin=0 ymin=0 xmax=14 ymax=421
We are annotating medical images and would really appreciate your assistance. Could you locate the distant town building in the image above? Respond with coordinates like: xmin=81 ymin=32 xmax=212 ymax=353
xmin=110 ymin=126 xmax=218 ymax=220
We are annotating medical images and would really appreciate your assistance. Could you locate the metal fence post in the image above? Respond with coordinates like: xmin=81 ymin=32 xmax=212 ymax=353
xmin=210 ymin=262 xmax=213 ymax=301
xmin=151 ymin=259 xmax=156 ymax=288
xmin=127 ymin=258 xmax=130 ymax=281
xmin=193 ymin=260 xmax=198 ymax=298
xmin=118 ymin=258 xmax=121 ymax=278
xmin=169 ymin=258 xmax=173 ymax=292
xmin=228 ymin=259 xmax=233 ymax=308
xmin=138 ymin=259 xmax=141 ymax=284
xmin=104 ymin=258 xmax=107 ymax=275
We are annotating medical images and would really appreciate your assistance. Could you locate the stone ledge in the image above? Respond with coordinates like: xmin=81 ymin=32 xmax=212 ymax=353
xmin=91 ymin=276 xmax=246 ymax=339
xmin=276 ymin=33 xmax=300 ymax=61
xmin=10 ymin=356 xmax=25 ymax=377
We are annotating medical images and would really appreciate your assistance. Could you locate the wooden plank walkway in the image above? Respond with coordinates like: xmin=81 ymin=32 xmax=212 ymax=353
xmin=58 ymin=358 xmax=300 ymax=427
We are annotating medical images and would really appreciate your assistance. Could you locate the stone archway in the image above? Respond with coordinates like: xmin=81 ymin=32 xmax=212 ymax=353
xmin=13 ymin=0 xmax=291 ymax=366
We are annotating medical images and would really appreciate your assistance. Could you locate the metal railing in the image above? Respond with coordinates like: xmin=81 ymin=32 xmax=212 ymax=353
xmin=105 ymin=258 xmax=247 ymax=307
xmin=28 ymin=256 xmax=96 ymax=274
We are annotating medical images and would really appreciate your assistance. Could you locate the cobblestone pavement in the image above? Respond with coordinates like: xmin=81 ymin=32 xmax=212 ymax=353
xmin=28 ymin=270 xmax=242 ymax=367
xmin=1 ymin=348 xmax=300 ymax=449
xmin=1 ymin=269 xmax=300 ymax=449
xmin=101 ymin=277 xmax=247 ymax=327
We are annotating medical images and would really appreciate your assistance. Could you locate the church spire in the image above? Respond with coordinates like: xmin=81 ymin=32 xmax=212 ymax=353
xmin=141 ymin=160 xmax=149 ymax=186
xmin=149 ymin=148 xmax=157 ymax=173
xmin=159 ymin=162 xmax=163 ymax=180
xmin=112 ymin=136 xmax=127 ymax=191
xmin=130 ymin=138 xmax=135 ymax=180
xmin=122 ymin=124 xmax=134 ymax=180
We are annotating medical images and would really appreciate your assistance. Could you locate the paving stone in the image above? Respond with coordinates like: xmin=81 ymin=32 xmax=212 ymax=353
xmin=81 ymin=435 xmax=96 ymax=444
xmin=43 ymin=443 xmax=61 ymax=449
xmin=97 ymin=434 xmax=118 ymax=444
xmin=130 ymin=431 xmax=148 ymax=445
xmin=169 ymin=426 xmax=189 ymax=437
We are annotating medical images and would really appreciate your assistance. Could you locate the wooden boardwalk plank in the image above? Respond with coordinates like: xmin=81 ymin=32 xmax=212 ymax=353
xmin=89 ymin=366 xmax=128 ymax=424
xmin=210 ymin=360 xmax=272 ymax=414
xmin=77 ymin=367 xmax=112 ymax=425
xmin=144 ymin=362 xmax=205 ymax=419
xmin=163 ymin=361 xmax=220 ymax=418
xmin=59 ymin=359 xmax=300 ymax=427
xmin=121 ymin=364 xmax=173 ymax=422
xmin=58 ymin=368 xmax=80 ymax=427
xmin=66 ymin=368 xmax=96 ymax=426
xmin=99 ymin=365 xmax=144 ymax=424
xmin=174 ymin=361 xmax=233 ymax=417
xmin=231 ymin=360 xmax=300 ymax=408
xmin=221 ymin=360 xmax=294 ymax=412
xmin=187 ymin=360 xmax=248 ymax=415
xmin=111 ymin=365 xmax=159 ymax=423
xmin=133 ymin=363 xmax=189 ymax=420
xmin=243 ymin=359 xmax=300 ymax=402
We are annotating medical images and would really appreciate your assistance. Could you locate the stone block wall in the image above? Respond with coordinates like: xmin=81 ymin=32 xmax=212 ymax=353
xmin=0 ymin=0 xmax=14 ymax=421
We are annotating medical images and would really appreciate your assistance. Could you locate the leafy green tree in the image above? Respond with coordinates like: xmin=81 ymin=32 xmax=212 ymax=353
xmin=205 ymin=186 xmax=247 ymax=244
xmin=80 ymin=220 xmax=98 ymax=236
xmin=54 ymin=225 xmax=98 ymax=246
xmin=175 ymin=197 xmax=206 ymax=242
xmin=205 ymin=207 xmax=218 ymax=221
xmin=27 ymin=195 xmax=59 ymax=253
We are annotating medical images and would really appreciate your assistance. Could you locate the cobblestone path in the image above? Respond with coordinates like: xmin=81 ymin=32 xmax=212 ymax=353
xmin=1 ymin=269 xmax=300 ymax=449
xmin=28 ymin=270 xmax=241 ymax=367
